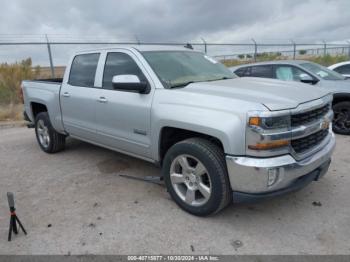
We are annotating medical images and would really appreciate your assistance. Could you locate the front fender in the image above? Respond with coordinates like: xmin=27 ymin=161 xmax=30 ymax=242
xmin=151 ymin=103 xmax=246 ymax=161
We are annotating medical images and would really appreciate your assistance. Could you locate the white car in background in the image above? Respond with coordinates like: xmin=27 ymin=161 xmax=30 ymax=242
xmin=328 ymin=61 xmax=350 ymax=79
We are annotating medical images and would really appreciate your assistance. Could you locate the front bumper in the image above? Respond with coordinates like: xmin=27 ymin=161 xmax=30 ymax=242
xmin=226 ymin=133 xmax=335 ymax=202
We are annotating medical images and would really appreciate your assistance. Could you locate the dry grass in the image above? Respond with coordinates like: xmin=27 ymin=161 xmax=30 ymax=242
xmin=37 ymin=66 xmax=65 ymax=79
xmin=0 ymin=104 xmax=23 ymax=121
xmin=0 ymin=58 xmax=65 ymax=122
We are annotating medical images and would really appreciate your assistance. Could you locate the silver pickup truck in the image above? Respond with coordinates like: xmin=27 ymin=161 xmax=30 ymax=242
xmin=22 ymin=46 xmax=335 ymax=216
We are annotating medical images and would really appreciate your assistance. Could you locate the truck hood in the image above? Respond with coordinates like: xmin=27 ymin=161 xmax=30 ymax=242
xmin=181 ymin=77 xmax=330 ymax=111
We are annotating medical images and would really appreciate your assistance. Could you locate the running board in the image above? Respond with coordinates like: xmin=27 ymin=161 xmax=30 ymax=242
xmin=119 ymin=174 xmax=163 ymax=185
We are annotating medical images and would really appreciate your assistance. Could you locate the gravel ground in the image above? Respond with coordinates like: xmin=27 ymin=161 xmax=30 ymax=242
xmin=0 ymin=127 xmax=349 ymax=255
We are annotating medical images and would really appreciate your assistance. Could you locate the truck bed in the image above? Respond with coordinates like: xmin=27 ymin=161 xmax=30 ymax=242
xmin=33 ymin=78 xmax=63 ymax=83
xmin=22 ymin=79 xmax=65 ymax=133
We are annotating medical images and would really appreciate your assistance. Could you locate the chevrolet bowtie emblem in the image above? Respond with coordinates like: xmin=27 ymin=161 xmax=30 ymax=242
xmin=321 ymin=119 xmax=330 ymax=130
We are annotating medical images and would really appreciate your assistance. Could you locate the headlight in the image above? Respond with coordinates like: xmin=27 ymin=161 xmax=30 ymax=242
xmin=249 ymin=115 xmax=290 ymax=129
xmin=246 ymin=112 xmax=291 ymax=156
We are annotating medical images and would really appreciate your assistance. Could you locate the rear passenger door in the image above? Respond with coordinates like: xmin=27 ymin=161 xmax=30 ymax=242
xmin=60 ymin=53 xmax=101 ymax=140
xmin=95 ymin=51 xmax=154 ymax=159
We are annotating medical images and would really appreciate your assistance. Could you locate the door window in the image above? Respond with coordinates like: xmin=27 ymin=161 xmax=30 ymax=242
xmin=274 ymin=65 xmax=311 ymax=81
xmin=334 ymin=64 xmax=350 ymax=75
xmin=250 ymin=66 xmax=273 ymax=78
xmin=68 ymin=53 xmax=100 ymax=87
xmin=103 ymin=52 xmax=146 ymax=89
xmin=234 ymin=67 xmax=249 ymax=77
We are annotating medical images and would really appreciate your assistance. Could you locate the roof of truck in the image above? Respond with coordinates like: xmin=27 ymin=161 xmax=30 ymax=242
xmin=79 ymin=45 xmax=196 ymax=53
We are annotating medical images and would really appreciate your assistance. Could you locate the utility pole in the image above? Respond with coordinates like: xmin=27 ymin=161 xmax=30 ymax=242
xmin=322 ymin=40 xmax=327 ymax=56
xmin=45 ymin=34 xmax=55 ymax=78
xmin=251 ymin=38 xmax=257 ymax=62
xmin=134 ymin=34 xmax=141 ymax=45
xmin=200 ymin=37 xmax=207 ymax=54
xmin=290 ymin=39 xmax=296 ymax=60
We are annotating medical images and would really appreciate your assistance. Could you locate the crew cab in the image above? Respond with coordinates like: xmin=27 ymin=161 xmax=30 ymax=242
xmin=22 ymin=46 xmax=335 ymax=216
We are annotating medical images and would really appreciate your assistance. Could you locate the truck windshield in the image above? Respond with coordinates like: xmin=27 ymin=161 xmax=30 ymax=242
xmin=142 ymin=51 xmax=235 ymax=88
xmin=301 ymin=62 xmax=345 ymax=80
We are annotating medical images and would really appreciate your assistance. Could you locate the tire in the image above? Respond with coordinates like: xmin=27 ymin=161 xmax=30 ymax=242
xmin=162 ymin=138 xmax=232 ymax=216
xmin=332 ymin=101 xmax=350 ymax=135
xmin=35 ymin=112 xmax=66 ymax=153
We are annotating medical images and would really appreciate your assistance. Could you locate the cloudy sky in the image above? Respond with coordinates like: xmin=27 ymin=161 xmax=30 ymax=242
xmin=0 ymin=0 xmax=349 ymax=65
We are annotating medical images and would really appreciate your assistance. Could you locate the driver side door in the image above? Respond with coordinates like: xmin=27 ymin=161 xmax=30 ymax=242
xmin=95 ymin=51 xmax=154 ymax=159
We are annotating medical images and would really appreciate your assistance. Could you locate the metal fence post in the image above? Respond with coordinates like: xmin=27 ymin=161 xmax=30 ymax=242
xmin=135 ymin=34 xmax=141 ymax=45
xmin=200 ymin=37 xmax=207 ymax=54
xmin=251 ymin=38 xmax=257 ymax=62
xmin=347 ymin=41 xmax=350 ymax=58
xmin=290 ymin=39 xmax=296 ymax=60
xmin=322 ymin=40 xmax=327 ymax=56
xmin=45 ymin=35 xmax=55 ymax=78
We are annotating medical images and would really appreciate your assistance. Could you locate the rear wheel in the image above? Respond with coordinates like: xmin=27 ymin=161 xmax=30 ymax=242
xmin=162 ymin=138 xmax=232 ymax=216
xmin=333 ymin=101 xmax=350 ymax=135
xmin=35 ymin=112 xmax=66 ymax=153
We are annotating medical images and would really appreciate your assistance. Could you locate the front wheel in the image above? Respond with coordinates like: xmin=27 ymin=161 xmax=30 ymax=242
xmin=162 ymin=138 xmax=232 ymax=216
xmin=35 ymin=112 xmax=66 ymax=153
xmin=333 ymin=101 xmax=350 ymax=135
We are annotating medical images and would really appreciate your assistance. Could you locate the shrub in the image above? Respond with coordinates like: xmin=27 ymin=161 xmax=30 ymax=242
xmin=0 ymin=58 xmax=39 ymax=105
xmin=307 ymin=54 xmax=349 ymax=66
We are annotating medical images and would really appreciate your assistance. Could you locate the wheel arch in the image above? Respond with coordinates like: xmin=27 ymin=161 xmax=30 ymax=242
xmin=333 ymin=93 xmax=350 ymax=105
xmin=157 ymin=126 xmax=226 ymax=166
xmin=30 ymin=102 xmax=48 ymax=120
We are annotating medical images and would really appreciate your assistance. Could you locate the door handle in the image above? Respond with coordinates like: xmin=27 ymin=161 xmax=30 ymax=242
xmin=98 ymin=97 xmax=108 ymax=103
xmin=62 ymin=92 xmax=70 ymax=97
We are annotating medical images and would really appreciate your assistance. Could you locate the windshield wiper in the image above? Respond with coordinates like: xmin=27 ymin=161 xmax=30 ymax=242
xmin=206 ymin=76 xmax=232 ymax=82
xmin=170 ymin=81 xmax=195 ymax=88
xmin=169 ymin=77 xmax=232 ymax=88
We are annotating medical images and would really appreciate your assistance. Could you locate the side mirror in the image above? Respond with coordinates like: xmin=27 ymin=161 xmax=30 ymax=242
xmin=299 ymin=73 xmax=318 ymax=85
xmin=112 ymin=75 xmax=149 ymax=93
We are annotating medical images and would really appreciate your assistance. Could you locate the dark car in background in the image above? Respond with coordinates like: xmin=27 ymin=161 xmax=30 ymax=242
xmin=230 ymin=60 xmax=350 ymax=135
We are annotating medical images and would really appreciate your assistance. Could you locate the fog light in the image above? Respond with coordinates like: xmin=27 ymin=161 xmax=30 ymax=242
xmin=267 ymin=168 xmax=279 ymax=187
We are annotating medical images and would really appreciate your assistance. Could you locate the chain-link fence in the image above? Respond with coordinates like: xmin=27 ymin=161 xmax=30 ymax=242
xmin=0 ymin=35 xmax=350 ymax=77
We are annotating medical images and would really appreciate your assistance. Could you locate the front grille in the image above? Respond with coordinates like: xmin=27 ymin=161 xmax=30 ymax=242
xmin=291 ymin=104 xmax=330 ymax=127
xmin=291 ymin=129 xmax=329 ymax=154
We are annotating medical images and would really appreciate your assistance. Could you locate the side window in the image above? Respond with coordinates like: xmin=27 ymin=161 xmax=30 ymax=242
xmin=250 ymin=66 xmax=273 ymax=78
xmin=103 ymin=52 xmax=147 ymax=90
xmin=234 ymin=67 xmax=247 ymax=77
xmin=334 ymin=64 xmax=350 ymax=74
xmin=274 ymin=65 xmax=311 ymax=81
xmin=68 ymin=53 xmax=100 ymax=87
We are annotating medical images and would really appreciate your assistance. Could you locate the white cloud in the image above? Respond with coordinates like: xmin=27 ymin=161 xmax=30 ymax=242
xmin=0 ymin=0 xmax=349 ymax=65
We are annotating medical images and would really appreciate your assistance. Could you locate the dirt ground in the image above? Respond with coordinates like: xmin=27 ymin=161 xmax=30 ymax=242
xmin=0 ymin=127 xmax=349 ymax=255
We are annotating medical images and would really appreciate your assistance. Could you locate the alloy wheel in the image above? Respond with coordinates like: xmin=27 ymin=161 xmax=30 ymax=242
xmin=169 ymin=154 xmax=212 ymax=207
xmin=36 ymin=119 xmax=50 ymax=148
